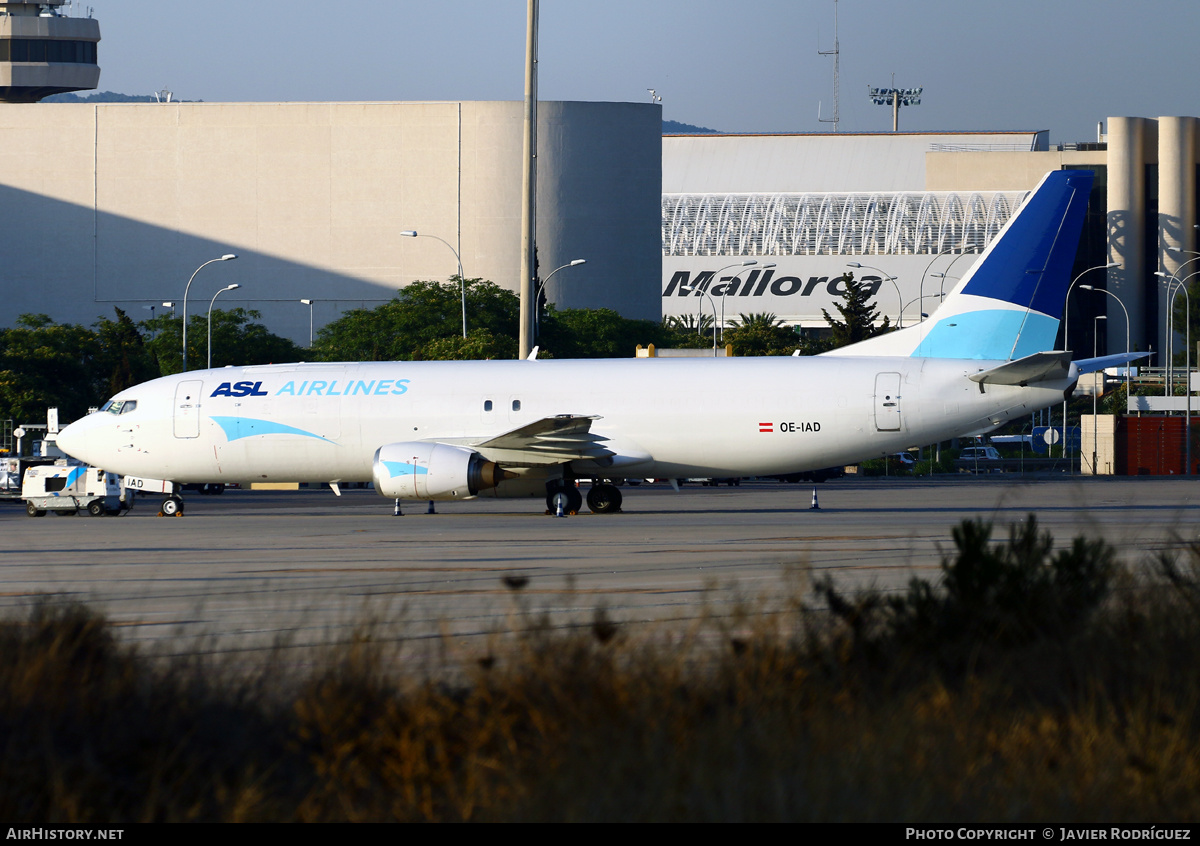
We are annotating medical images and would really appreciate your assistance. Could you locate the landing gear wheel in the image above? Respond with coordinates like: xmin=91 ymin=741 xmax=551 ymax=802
xmin=586 ymin=484 xmax=623 ymax=514
xmin=25 ymin=502 xmax=45 ymax=517
xmin=545 ymin=484 xmax=583 ymax=515
xmin=87 ymin=501 xmax=106 ymax=517
xmin=161 ymin=496 xmax=184 ymax=517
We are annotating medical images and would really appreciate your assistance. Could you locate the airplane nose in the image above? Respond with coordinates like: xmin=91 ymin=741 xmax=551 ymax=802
xmin=56 ymin=419 xmax=89 ymax=462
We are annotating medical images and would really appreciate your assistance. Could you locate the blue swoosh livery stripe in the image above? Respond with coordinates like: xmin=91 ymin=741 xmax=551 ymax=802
xmin=51 ymin=465 xmax=87 ymax=496
xmin=381 ymin=460 xmax=428 ymax=478
xmin=210 ymin=416 xmax=337 ymax=444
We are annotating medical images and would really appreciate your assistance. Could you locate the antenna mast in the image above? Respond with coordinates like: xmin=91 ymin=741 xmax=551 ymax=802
xmin=818 ymin=0 xmax=840 ymax=132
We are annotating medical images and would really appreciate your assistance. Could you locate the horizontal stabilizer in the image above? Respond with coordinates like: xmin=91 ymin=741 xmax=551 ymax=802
xmin=1071 ymin=351 xmax=1151 ymax=376
xmin=967 ymin=351 xmax=1072 ymax=387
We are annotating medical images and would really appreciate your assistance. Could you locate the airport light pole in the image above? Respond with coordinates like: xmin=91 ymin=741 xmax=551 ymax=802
xmin=300 ymin=299 xmax=315 ymax=347
xmin=182 ymin=254 xmax=237 ymax=372
xmin=695 ymin=260 xmax=757 ymax=331
xmin=1153 ymin=270 xmax=1194 ymax=397
xmin=680 ymin=284 xmax=719 ymax=355
xmin=846 ymin=262 xmax=903 ymax=327
xmin=721 ymin=263 xmax=774 ymax=341
xmin=935 ymin=251 xmax=979 ymax=299
xmin=1164 ymin=249 xmax=1200 ymax=389
xmin=1062 ymin=262 xmax=1119 ymax=468
xmin=534 ymin=259 xmax=586 ymax=341
xmin=1164 ymin=272 xmax=1193 ymax=475
xmin=903 ymin=294 xmax=943 ymax=318
xmin=919 ymin=242 xmax=971 ymax=322
xmin=1091 ymin=314 xmax=1107 ymax=476
xmin=207 ymin=284 xmax=240 ymax=370
xmin=400 ymin=230 xmax=467 ymax=338
xmin=1080 ymin=284 xmax=1131 ymax=396
xmin=162 ymin=301 xmax=176 ymax=318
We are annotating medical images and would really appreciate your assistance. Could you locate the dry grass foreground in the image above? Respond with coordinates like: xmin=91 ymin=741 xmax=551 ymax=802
xmin=1 ymin=514 xmax=1199 ymax=822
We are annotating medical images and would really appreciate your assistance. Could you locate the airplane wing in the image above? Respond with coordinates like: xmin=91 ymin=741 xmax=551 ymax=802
xmin=439 ymin=414 xmax=613 ymax=465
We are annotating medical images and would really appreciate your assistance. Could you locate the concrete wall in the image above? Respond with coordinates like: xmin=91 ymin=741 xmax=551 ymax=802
xmin=0 ymin=99 xmax=661 ymax=342
xmin=925 ymin=150 xmax=1105 ymax=191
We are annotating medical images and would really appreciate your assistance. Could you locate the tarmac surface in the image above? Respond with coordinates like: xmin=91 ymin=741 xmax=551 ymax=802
xmin=3 ymin=475 xmax=1199 ymax=666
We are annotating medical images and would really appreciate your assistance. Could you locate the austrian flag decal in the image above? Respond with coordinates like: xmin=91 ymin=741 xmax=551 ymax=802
xmin=759 ymin=422 xmax=773 ymax=433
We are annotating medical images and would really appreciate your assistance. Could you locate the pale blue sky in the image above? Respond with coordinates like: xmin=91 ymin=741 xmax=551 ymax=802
xmin=91 ymin=0 xmax=1198 ymax=142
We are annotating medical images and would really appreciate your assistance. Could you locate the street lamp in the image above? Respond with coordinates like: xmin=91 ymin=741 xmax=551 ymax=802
xmin=846 ymin=262 xmax=903 ymax=327
xmin=534 ymin=259 xmax=586 ymax=341
xmin=721 ymin=263 xmax=774 ymax=340
xmin=692 ymin=260 xmax=756 ymax=328
xmin=919 ymin=243 xmax=971 ymax=321
xmin=1062 ymin=262 xmax=1119 ymax=468
xmin=162 ymin=301 xmax=176 ymax=318
xmin=903 ymin=293 xmax=944 ymax=318
xmin=1091 ymin=314 xmax=1107 ymax=476
xmin=400 ymin=230 xmax=466 ymax=338
xmin=300 ymin=299 xmax=314 ymax=347
xmin=1155 ymin=270 xmax=1194 ymax=476
xmin=207 ymin=284 xmax=240 ymax=369
xmin=680 ymin=284 xmax=719 ymax=355
xmin=182 ymin=254 xmax=237 ymax=372
xmin=1080 ymin=284 xmax=1131 ymax=396
xmin=1064 ymin=263 xmax=1121 ymax=356
xmin=1153 ymin=270 xmax=1193 ymax=397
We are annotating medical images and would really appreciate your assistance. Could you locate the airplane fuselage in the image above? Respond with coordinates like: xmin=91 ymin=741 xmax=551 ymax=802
xmin=60 ymin=355 xmax=1071 ymax=495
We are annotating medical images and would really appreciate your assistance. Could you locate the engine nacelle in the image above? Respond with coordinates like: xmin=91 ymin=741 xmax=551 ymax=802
xmin=372 ymin=442 xmax=509 ymax=500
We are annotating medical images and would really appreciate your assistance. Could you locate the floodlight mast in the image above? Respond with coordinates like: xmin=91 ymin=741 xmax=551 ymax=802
xmin=868 ymin=84 xmax=922 ymax=131
xmin=817 ymin=0 xmax=840 ymax=132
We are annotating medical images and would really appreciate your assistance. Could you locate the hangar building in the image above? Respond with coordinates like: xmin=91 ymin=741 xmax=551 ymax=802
xmin=0 ymin=99 xmax=662 ymax=341
xmin=663 ymin=118 xmax=1200 ymax=362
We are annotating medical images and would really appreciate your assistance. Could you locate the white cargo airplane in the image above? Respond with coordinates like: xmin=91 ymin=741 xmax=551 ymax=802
xmin=59 ymin=170 xmax=1114 ymax=516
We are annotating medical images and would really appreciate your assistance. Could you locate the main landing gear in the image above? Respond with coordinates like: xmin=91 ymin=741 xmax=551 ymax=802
xmin=585 ymin=483 xmax=622 ymax=514
xmin=544 ymin=480 xmax=623 ymax=515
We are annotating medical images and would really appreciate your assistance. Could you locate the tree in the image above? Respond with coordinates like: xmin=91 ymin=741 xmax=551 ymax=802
xmin=94 ymin=308 xmax=158 ymax=396
xmin=723 ymin=313 xmax=804 ymax=357
xmin=822 ymin=272 xmax=892 ymax=349
xmin=538 ymin=307 xmax=679 ymax=359
xmin=0 ymin=314 xmax=101 ymax=422
xmin=140 ymin=309 xmax=304 ymax=375
xmin=313 ymin=278 xmax=519 ymax=362
xmin=418 ymin=329 xmax=517 ymax=361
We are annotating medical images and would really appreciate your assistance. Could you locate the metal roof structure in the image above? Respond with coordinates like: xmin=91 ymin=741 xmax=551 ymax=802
xmin=662 ymin=189 xmax=1031 ymax=257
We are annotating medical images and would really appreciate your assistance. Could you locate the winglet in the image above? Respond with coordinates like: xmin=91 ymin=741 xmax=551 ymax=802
xmin=526 ymin=346 xmax=540 ymax=361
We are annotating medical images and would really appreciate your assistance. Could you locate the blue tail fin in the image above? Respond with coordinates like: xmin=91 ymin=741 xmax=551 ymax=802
xmin=835 ymin=170 xmax=1095 ymax=360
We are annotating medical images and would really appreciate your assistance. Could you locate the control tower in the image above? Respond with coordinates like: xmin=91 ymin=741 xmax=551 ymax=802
xmin=0 ymin=0 xmax=98 ymax=102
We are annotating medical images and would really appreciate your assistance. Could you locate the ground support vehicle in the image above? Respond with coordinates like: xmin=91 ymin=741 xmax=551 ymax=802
xmin=22 ymin=463 xmax=127 ymax=517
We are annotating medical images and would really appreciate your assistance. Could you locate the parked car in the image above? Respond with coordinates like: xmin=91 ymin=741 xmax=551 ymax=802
xmin=955 ymin=446 xmax=1004 ymax=473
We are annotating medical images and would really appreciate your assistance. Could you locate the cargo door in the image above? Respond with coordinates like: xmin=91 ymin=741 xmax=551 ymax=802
xmin=874 ymin=372 xmax=902 ymax=431
xmin=174 ymin=380 xmax=203 ymax=439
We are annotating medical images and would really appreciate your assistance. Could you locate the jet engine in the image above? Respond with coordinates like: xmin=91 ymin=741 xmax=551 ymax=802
xmin=372 ymin=442 xmax=511 ymax=500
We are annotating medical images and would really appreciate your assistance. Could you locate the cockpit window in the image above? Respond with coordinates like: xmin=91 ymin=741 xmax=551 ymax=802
xmin=102 ymin=399 xmax=137 ymax=415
